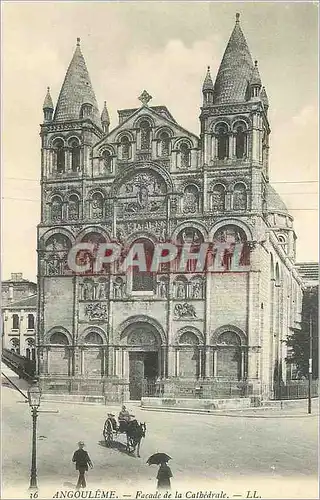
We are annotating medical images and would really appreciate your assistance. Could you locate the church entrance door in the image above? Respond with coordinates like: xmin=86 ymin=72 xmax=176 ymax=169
xmin=129 ymin=351 xmax=158 ymax=400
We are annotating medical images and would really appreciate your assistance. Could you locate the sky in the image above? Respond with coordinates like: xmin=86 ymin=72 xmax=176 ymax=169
xmin=1 ymin=1 xmax=319 ymax=282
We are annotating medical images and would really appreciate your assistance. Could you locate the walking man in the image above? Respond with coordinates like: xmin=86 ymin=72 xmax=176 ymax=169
xmin=72 ymin=441 xmax=93 ymax=489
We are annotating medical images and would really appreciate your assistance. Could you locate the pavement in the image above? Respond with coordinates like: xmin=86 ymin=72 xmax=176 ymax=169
xmin=1 ymin=365 xmax=319 ymax=500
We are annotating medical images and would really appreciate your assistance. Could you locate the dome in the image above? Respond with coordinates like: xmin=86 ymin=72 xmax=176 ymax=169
xmin=265 ymin=184 xmax=288 ymax=213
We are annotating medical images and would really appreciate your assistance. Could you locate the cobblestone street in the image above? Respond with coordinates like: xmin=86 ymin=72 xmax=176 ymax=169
xmin=2 ymin=370 xmax=318 ymax=500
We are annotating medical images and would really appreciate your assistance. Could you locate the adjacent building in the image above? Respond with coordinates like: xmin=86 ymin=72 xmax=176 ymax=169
xmin=37 ymin=15 xmax=303 ymax=402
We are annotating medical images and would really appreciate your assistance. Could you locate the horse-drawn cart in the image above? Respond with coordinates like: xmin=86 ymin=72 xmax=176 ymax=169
xmin=102 ymin=414 xmax=146 ymax=457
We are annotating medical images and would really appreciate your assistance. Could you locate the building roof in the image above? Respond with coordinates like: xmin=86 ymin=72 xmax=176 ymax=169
xmin=295 ymin=262 xmax=319 ymax=286
xmin=54 ymin=38 xmax=101 ymax=128
xmin=213 ymin=14 xmax=255 ymax=104
xmin=3 ymin=294 xmax=37 ymax=310
xmin=266 ymin=184 xmax=288 ymax=213
xmin=202 ymin=66 xmax=214 ymax=91
xmin=2 ymin=273 xmax=37 ymax=286
xmin=43 ymin=87 xmax=54 ymax=110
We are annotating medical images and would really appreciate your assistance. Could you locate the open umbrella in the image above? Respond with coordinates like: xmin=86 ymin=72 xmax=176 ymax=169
xmin=147 ymin=453 xmax=172 ymax=465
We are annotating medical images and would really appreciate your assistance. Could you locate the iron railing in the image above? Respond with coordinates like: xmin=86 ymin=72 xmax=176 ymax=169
xmin=273 ymin=380 xmax=319 ymax=400
xmin=2 ymin=348 xmax=36 ymax=380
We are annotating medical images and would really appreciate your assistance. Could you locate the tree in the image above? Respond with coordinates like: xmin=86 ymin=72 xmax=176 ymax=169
xmin=285 ymin=286 xmax=318 ymax=379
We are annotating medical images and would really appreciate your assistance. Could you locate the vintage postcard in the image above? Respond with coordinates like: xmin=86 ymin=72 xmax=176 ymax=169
xmin=1 ymin=2 xmax=319 ymax=500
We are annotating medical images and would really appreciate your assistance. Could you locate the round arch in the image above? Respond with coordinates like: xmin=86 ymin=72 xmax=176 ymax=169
xmin=175 ymin=326 xmax=204 ymax=345
xmin=44 ymin=326 xmax=72 ymax=345
xmin=155 ymin=126 xmax=174 ymax=139
xmin=208 ymin=219 xmax=253 ymax=241
xmin=76 ymin=226 xmax=111 ymax=243
xmin=111 ymin=162 xmax=173 ymax=196
xmin=210 ymin=325 xmax=247 ymax=345
xmin=116 ymin=315 xmax=167 ymax=345
xmin=78 ymin=326 xmax=108 ymax=345
xmin=133 ymin=115 xmax=155 ymax=129
xmin=40 ymin=229 xmax=75 ymax=251
xmin=171 ymin=221 xmax=208 ymax=242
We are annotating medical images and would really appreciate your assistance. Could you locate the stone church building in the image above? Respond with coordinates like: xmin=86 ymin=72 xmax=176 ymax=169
xmin=37 ymin=15 xmax=303 ymax=403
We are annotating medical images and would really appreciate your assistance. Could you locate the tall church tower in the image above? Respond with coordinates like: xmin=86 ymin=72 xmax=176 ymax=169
xmin=37 ymin=39 xmax=105 ymax=385
xmin=200 ymin=13 xmax=270 ymax=215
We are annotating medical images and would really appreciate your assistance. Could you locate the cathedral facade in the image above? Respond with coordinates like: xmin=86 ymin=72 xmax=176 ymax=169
xmin=37 ymin=15 xmax=303 ymax=403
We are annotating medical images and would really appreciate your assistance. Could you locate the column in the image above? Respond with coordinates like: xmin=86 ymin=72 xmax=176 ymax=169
xmin=213 ymin=349 xmax=218 ymax=377
xmin=205 ymin=347 xmax=211 ymax=378
xmin=123 ymin=350 xmax=129 ymax=380
xmin=175 ymin=349 xmax=179 ymax=377
xmin=167 ymin=346 xmax=175 ymax=377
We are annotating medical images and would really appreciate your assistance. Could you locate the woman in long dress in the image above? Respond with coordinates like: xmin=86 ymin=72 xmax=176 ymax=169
xmin=157 ymin=462 xmax=173 ymax=490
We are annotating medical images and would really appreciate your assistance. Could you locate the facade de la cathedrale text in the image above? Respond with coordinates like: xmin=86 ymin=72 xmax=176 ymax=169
xmin=37 ymin=14 xmax=303 ymax=405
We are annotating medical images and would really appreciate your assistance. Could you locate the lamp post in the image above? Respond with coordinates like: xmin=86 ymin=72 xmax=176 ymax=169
xmin=27 ymin=381 xmax=41 ymax=491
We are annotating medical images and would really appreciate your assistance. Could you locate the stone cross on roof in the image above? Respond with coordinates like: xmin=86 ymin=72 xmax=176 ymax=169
xmin=138 ymin=90 xmax=153 ymax=106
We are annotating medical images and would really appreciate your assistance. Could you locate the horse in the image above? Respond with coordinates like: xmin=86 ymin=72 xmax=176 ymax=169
xmin=125 ymin=421 xmax=146 ymax=457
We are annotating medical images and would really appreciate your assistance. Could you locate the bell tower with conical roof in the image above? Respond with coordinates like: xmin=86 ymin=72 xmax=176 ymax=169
xmin=39 ymin=38 xmax=104 ymax=190
xmin=200 ymin=13 xmax=270 ymax=213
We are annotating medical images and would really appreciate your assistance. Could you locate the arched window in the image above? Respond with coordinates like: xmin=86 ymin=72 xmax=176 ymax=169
xmin=213 ymin=225 xmax=249 ymax=270
xmin=235 ymin=124 xmax=247 ymax=159
xmin=12 ymin=314 xmax=19 ymax=330
xmin=180 ymin=143 xmax=191 ymax=168
xmin=51 ymin=196 xmax=63 ymax=221
xmin=102 ymin=150 xmax=112 ymax=171
xmin=90 ymin=192 xmax=103 ymax=219
xmin=120 ymin=136 xmax=130 ymax=160
xmin=233 ymin=183 xmax=247 ymax=211
xmin=278 ymin=235 xmax=288 ymax=253
xmin=140 ymin=120 xmax=151 ymax=150
xmin=54 ymin=139 xmax=65 ymax=173
xmin=130 ymin=239 xmax=155 ymax=292
xmin=70 ymin=139 xmax=80 ymax=172
xmin=27 ymin=314 xmax=35 ymax=330
xmin=176 ymin=228 xmax=204 ymax=273
xmin=216 ymin=124 xmax=229 ymax=160
xmin=183 ymin=185 xmax=199 ymax=214
xmin=10 ymin=338 xmax=20 ymax=353
xmin=80 ymin=232 xmax=107 ymax=275
xmin=211 ymin=184 xmax=226 ymax=211
xmin=159 ymin=132 xmax=170 ymax=156
xmin=68 ymin=195 xmax=79 ymax=220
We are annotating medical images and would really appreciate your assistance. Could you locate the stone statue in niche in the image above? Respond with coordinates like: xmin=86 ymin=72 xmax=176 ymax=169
xmin=91 ymin=195 xmax=103 ymax=219
xmin=47 ymin=256 xmax=60 ymax=275
xmin=158 ymin=280 xmax=167 ymax=298
xmin=176 ymin=282 xmax=186 ymax=299
xmin=113 ymin=277 xmax=124 ymax=299
xmin=191 ymin=281 xmax=202 ymax=299
xmin=174 ymin=303 xmax=197 ymax=318
xmin=180 ymin=228 xmax=202 ymax=244
xmin=97 ymin=281 xmax=108 ymax=300
xmin=183 ymin=187 xmax=199 ymax=214
xmin=83 ymin=281 xmax=94 ymax=300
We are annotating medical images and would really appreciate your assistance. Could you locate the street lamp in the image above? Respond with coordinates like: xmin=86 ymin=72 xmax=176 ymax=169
xmin=28 ymin=381 xmax=41 ymax=491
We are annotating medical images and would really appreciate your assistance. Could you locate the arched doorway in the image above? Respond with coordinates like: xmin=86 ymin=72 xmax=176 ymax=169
xmin=121 ymin=321 xmax=162 ymax=400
